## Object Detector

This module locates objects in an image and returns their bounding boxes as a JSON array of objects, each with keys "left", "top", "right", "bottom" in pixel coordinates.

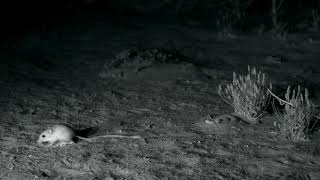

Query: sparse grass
[
  {"left": 271, "top": 86, "right": 316, "bottom": 141},
  {"left": 311, "top": 9, "right": 320, "bottom": 31},
  {"left": 270, "top": 22, "right": 288, "bottom": 40},
  {"left": 218, "top": 66, "right": 272, "bottom": 123},
  {"left": 270, "top": 0, "right": 288, "bottom": 40},
  {"left": 216, "top": 13, "right": 236, "bottom": 39}
]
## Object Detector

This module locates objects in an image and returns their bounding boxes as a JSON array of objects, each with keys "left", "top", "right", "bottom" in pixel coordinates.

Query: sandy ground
[{"left": 0, "top": 16, "right": 320, "bottom": 179}]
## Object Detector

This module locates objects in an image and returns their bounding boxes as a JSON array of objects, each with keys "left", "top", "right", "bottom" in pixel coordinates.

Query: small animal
[
  {"left": 37, "top": 124, "right": 141, "bottom": 147},
  {"left": 203, "top": 114, "right": 250, "bottom": 125},
  {"left": 199, "top": 114, "right": 251, "bottom": 135}
]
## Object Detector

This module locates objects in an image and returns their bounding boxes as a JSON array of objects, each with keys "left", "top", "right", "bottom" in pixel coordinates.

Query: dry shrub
[
  {"left": 218, "top": 66, "right": 272, "bottom": 123},
  {"left": 272, "top": 86, "right": 315, "bottom": 141}
]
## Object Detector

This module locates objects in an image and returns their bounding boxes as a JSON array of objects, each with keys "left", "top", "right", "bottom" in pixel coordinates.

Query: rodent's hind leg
[{"left": 54, "top": 141, "right": 74, "bottom": 147}]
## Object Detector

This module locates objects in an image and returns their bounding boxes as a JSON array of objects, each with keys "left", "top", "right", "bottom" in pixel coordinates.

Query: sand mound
[{"left": 99, "top": 48, "right": 202, "bottom": 81}]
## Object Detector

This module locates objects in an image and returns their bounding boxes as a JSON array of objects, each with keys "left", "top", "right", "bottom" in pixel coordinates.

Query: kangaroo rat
[
  {"left": 37, "top": 124, "right": 141, "bottom": 147},
  {"left": 203, "top": 114, "right": 250, "bottom": 125}
]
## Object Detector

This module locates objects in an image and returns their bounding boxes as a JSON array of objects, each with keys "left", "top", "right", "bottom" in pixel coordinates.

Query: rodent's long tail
[
  {"left": 76, "top": 135, "right": 141, "bottom": 142},
  {"left": 98, "top": 135, "right": 142, "bottom": 139}
]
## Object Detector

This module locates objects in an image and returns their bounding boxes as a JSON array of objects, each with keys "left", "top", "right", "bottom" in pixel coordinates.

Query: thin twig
[
  {"left": 313, "top": 115, "right": 320, "bottom": 119},
  {"left": 272, "top": 99, "right": 282, "bottom": 121},
  {"left": 310, "top": 116, "right": 320, "bottom": 131},
  {"left": 268, "top": 89, "right": 320, "bottom": 119},
  {"left": 267, "top": 89, "right": 295, "bottom": 107}
]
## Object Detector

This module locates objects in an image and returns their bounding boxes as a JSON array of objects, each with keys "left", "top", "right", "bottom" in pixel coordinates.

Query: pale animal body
[
  {"left": 204, "top": 114, "right": 250, "bottom": 124},
  {"left": 37, "top": 124, "right": 141, "bottom": 147}
]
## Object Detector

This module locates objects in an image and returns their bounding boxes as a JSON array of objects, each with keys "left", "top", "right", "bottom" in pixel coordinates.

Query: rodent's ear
[{"left": 47, "top": 127, "right": 53, "bottom": 134}]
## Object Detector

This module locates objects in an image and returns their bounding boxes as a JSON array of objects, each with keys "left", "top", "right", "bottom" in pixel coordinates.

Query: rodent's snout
[
  {"left": 37, "top": 136, "right": 50, "bottom": 146},
  {"left": 37, "top": 136, "right": 43, "bottom": 144},
  {"left": 37, "top": 133, "right": 46, "bottom": 144},
  {"left": 38, "top": 140, "right": 50, "bottom": 146}
]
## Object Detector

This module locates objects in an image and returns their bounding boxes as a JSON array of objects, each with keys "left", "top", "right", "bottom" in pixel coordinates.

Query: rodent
[
  {"left": 37, "top": 124, "right": 141, "bottom": 147},
  {"left": 203, "top": 114, "right": 250, "bottom": 125}
]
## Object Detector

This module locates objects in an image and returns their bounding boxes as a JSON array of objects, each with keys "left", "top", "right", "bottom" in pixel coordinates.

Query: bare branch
[{"left": 267, "top": 89, "right": 294, "bottom": 107}]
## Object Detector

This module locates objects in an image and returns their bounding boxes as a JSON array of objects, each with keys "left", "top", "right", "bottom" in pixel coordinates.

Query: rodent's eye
[{"left": 42, "top": 135, "right": 46, "bottom": 138}]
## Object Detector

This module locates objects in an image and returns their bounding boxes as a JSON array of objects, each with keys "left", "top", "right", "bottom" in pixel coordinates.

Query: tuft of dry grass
[
  {"left": 218, "top": 66, "right": 272, "bottom": 123},
  {"left": 272, "top": 86, "right": 316, "bottom": 141}
]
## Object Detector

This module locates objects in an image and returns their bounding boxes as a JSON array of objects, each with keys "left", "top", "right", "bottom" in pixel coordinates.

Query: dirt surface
[{"left": 0, "top": 17, "right": 320, "bottom": 179}]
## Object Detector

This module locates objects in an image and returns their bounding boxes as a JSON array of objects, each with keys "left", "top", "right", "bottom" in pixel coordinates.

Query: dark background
[{"left": 1, "top": 0, "right": 319, "bottom": 41}]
